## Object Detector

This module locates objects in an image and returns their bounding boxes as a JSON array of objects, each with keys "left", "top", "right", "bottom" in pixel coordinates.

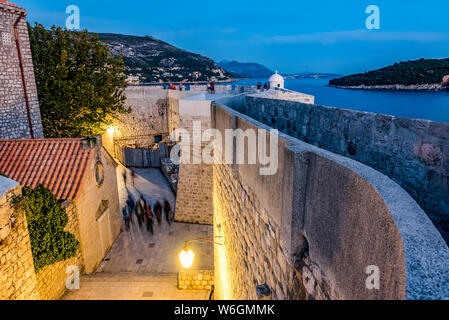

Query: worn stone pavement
[{"left": 63, "top": 167, "right": 214, "bottom": 300}]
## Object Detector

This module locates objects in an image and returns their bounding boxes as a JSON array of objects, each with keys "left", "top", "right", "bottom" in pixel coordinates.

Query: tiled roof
[
  {"left": 0, "top": 0, "right": 23, "bottom": 10},
  {"left": 0, "top": 139, "right": 95, "bottom": 200}
]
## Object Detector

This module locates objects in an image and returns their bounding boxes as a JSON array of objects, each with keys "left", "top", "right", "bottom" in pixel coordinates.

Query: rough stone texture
[
  {"left": 175, "top": 164, "right": 213, "bottom": 225},
  {"left": 1, "top": 177, "right": 86, "bottom": 301},
  {"left": 0, "top": 177, "right": 39, "bottom": 300},
  {"left": 174, "top": 96, "right": 216, "bottom": 225},
  {"left": 213, "top": 163, "right": 306, "bottom": 300},
  {"left": 102, "top": 86, "right": 257, "bottom": 159},
  {"left": 238, "top": 96, "right": 449, "bottom": 245},
  {"left": 168, "top": 90, "right": 199, "bottom": 135},
  {"left": 302, "top": 154, "right": 405, "bottom": 299},
  {"left": 178, "top": 270, "right": 214, "bottom": 291},
  {"left": 211, "top": 99, "right": 449, "bottom": 300},
  {"left": 102, "top": 87, "right": 171, "bottom": 157},
  {"left": 35, "top": 201, "right": 84, "bottom": 300},
  {"left": 0, "top": 5, "right": 43, "bottom": 139}
]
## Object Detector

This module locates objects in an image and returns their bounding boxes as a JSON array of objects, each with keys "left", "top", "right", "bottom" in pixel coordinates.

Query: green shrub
[{"left": 12, "top": 185, "right": 79, "bottom": 272}]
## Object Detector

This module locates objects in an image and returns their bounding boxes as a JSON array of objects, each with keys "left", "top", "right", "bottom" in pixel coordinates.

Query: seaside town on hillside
[{"left": 0, "top": 0, "right": 448, "bottom": 309}]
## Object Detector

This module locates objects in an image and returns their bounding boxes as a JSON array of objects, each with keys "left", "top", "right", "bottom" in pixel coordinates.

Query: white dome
[
  {"left": 268, "top": 71, "right": 284, "bottom": 82},
  {"left": 268, "top": 70, "right": 284, "bottom": 89}
]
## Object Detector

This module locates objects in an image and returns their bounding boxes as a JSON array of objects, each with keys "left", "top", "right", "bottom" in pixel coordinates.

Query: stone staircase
[{"left": 62, "top": 272, "right": 211, "bottom": 300}]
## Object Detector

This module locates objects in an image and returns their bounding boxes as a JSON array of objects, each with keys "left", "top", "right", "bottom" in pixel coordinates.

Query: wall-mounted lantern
[{"left": 179, "top": 237, "right": 222, "bottom": 269}]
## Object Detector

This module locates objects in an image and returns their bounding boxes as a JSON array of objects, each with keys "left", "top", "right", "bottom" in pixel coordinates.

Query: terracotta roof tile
[{"left": 0, "top": 139, "right": 95, "bottom": 200}]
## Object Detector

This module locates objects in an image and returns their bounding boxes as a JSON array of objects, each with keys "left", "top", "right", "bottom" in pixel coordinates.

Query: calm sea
[{"left": 233, "top": 78, "right": 449, "bottom": 124}]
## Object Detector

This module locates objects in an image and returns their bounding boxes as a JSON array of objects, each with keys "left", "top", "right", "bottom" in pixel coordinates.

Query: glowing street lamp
[
  {"left": 178, "top": 238, "right": 222, "bottom": 269},
  {"left": 106, "top": 126, "right": 117, "bottom": 158},
  {"left": 179, "top": 243, "right": 195, "bottom": 269}
]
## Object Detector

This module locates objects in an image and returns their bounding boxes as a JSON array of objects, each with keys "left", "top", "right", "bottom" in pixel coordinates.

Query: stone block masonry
[
  {"left": 213, "top": 164, "right": 306, "bottom": 300},
  {"left": 102, "top": 87, "right": 197, "bottom": 160},
  {"left": 174, "top": 96, "right": 216, "bottom": 225},
  {"left": 0, "top": 176, "right": 84, "bottom": 300},
  {"left": 35, "top": 202, "right": 84, "bottom": 300},
  {"left": 178, "top": 270, "right": 214, "bottom": 291},
  {"left": 241, "top": 96, "right": 449, "bottom": 245},
  {"left": 211, "top": 99, "right": 449, "bottom": 300},
  {"left": 175, "top": 164, "right": 213, "bottom": 224},
  {"left": 0, "top": 4, "right": 43, "bottom": 139},
  {"left": 0, "top": 177, "right": 39, "bottom": 300},
  {"left": 102, "top": 86, "right": 171, "bottom": 157}
]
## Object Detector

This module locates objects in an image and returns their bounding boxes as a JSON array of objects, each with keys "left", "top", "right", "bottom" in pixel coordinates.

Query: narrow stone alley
[{"left": 63, "top": 167, "right": 214, "bottom": 300}]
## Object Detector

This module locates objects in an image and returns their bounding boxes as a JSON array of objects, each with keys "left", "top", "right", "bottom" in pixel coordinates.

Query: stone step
[
  {"left": 63, "top": 272, "right": 211, "bottom": 300},
  {"left": 81, "top": 272, "right": 178, "bottom": 282}
]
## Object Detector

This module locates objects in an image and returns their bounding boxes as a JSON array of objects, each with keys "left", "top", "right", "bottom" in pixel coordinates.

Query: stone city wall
[
  {"left": 102, "top": 86, "right": 257, "bottom": 159},
  {"left": 0, "top": 176, "right": 85, "bottom": 300},
  {"left": 211, "top": 98, "right": 449, "bottom": 300},
  {"left": 239, "top": 96, "right": 449, "bottom": 245},
  {"left": 174, "top": 97, "right": 214, "bottom": 225},
  {"left": 102, "top": 86, "right": 171, "bottom": 157},
  {"left": 35, "top": 201, "right": 84, "bottom": 300},
  {"left": 0, "top": 5, "right": 43, "bottom": 139},
  {"left": 0, "top": 177, "right": 38, "bottom": 300},
  {"left": 178, "top": 270, "right": 214, "bottom": 291}
]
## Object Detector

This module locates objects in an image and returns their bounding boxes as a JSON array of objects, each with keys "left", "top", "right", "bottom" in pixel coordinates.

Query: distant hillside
[
  {"left": 329, "top": 58, "right": 449, "bottom": 87},
  {"left": 98, "top": 33, "right": 233, "bottom": 83},
  {"left": 217, "top": 60, "right": 274, "bottom": 78}
]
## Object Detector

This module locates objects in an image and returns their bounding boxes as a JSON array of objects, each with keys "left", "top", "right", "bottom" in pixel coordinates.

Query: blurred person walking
[
  {"left": 122, "top": 206, "right": 130, "bottom": 230},
  {"left": 145, "top": 199, "right": 154, "bottom": 235},
  {"left": 154, "top": 200, "right": 163, "bottom": 226},
  {"left": 164, "top": 199, "right": 173, "bottom": 225}
]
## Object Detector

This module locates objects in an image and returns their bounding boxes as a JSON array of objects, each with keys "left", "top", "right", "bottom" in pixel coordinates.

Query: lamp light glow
[
  {"left": 107, "top": 127, "right": 115, "bottom": 135},
  {"left": 179, "top": 244, "right": 195, "bottom": 269}
]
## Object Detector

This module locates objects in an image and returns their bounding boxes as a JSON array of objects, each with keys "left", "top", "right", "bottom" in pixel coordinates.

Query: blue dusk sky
[{"left": 15, "top": 0, "right": 449, "bottom": 75}]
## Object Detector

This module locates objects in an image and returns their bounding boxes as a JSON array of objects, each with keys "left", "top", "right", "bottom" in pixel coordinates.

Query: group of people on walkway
[
  {"left": 257, "top": 82, "right": 269, "bottom": 90},
  {"left": 167, "top": 82, "right": 192, "bottom": 91},
  {"left": 122, "top": 194, "right": 174, "bottom": 234}
]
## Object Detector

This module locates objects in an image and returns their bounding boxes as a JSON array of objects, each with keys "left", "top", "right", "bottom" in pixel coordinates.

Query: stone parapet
[
  {"left": 237, "top": 95, "right": 449, "bottom": 246},
  {"left": 211, "top": 97, "right": 449, "bottom": 300}
]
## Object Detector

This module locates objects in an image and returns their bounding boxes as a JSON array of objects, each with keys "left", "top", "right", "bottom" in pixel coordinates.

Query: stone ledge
[{"left": 178, "top": 270, "right": 214, "bottom": 291}]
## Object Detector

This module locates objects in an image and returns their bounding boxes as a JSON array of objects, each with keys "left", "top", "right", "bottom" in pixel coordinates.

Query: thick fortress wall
[
  {"left": 238, "top": 94, "right": 449, "bottom": 245},
  {"left": 211, "top": 96, "right": 449, "bottom": 300}
]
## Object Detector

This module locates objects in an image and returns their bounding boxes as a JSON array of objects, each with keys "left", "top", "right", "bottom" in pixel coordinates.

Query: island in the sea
[{"left": 329, "top": 58, "right": 449, "bottom": 90}]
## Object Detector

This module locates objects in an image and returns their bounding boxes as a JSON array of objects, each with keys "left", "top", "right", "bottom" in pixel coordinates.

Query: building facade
[{"left": 0, "top": 137, "right": 122, "bottom": 276}]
